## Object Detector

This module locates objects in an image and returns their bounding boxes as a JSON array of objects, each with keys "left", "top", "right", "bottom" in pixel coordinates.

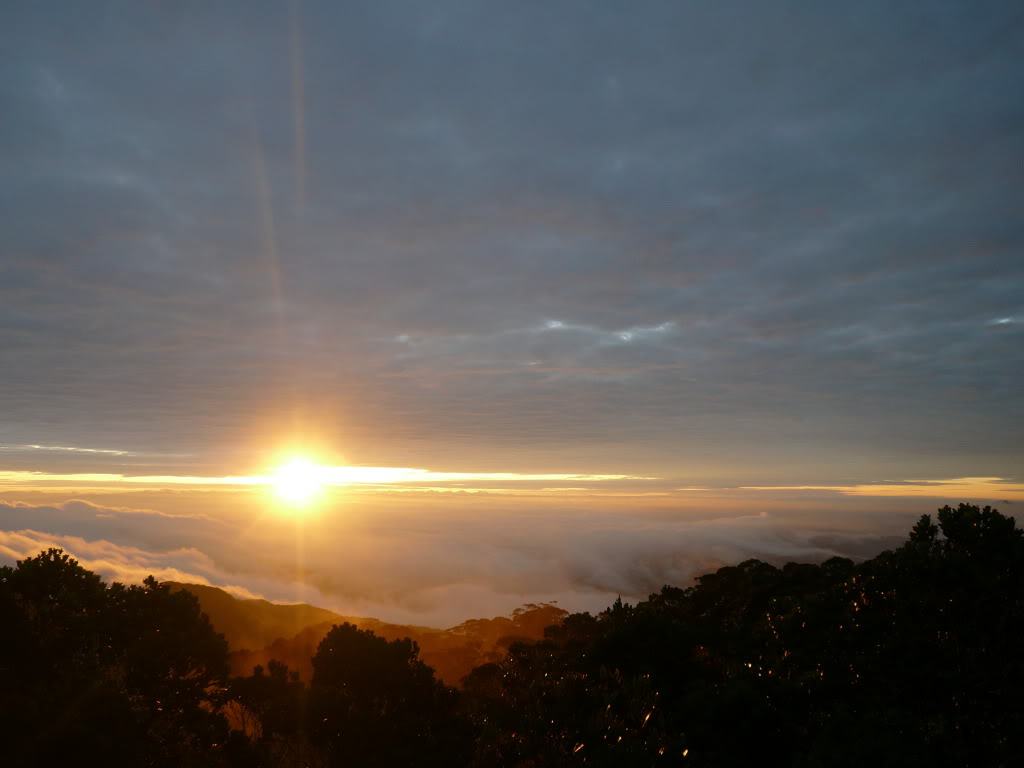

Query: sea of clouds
[{"left": 0, "top": 496, "right": 908, "bottom": 626}]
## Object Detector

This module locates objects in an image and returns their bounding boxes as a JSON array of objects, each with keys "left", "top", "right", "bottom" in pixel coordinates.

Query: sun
[{"left": 271, "top": 458, "right": 327, "bottom": 504}]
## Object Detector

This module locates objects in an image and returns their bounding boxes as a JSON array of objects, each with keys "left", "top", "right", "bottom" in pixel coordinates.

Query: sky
[{"left": 1, "top": 1, "right": 1022, "bottom": 626}]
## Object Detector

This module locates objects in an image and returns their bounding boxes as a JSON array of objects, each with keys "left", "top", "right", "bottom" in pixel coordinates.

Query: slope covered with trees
[
  {"left": 463, "top": 503, "right": 1024, "bottom": 766},
  {"left": 163, "top": 581, "right": 345, "bottom": 651},
  {"left": 1, "top": 503, "right": 1021, "bottom": 767},
  {"left": 169, "top": 581, "right": 566, "bottom": 686}
]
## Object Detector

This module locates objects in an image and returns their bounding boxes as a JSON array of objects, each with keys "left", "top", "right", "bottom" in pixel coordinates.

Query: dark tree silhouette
[
  {"left": 108, "top": 576, "right": 231, "bottom": 764},
  {"left": 464, "top": 504, "right": 1024, "bottom": 767},
  {"left": 0, "top": 549, "right": 231, "bottom": 766},
  {"left": 226, "top": 659, "right": 316, "bottom": 767},
  {"left": 310, "top": 622, "right": 474, "bottom": 767},
  {"left": 0, "top": 549, "right": 140, "bottom": 763}
]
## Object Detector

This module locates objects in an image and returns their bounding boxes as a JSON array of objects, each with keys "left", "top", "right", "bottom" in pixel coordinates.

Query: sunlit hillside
[{"left": 168, "top": 581, "right": 566, "bottom": 685}]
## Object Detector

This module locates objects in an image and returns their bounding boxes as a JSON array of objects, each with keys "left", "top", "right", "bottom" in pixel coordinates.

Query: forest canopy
[{"left": 1, "top": 503, "right": 1021, "bottom": 767}]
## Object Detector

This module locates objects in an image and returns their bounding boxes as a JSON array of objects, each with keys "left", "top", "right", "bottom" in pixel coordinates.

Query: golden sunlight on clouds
[
  {"left": 0, "top": 466, "right": 647, "bottom": 492},
  {"left": 740, "top": 477, "right": 1024, "bottom": 501},
  {"left": 4, "top": 464, "right": 1019, "bottom": 504},
  {"left": 0, "top": 471, "right": 263, "bottom": 487}
]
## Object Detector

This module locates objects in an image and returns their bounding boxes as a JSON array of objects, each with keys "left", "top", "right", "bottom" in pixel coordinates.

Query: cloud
[
  {"left": 0, "top": 466, "right": 650, "bottom": 491},
  {"left": 0, "top": 499, "right": 228, "bottom": 555},
  {"left": 741, "top": 477, "right": 1024, "bottom": 501},
  {"left": 1, "top": 497, "right": 911, "bottom": 626},
  {"left": 0, "top": 0, "right": 1019, "bottom": 480},
  {"left": 0, "top": 528, "right": 265, "bottom": 601},
  {"left": 0, "top": 443, "right": 136, "bottom": 456}
]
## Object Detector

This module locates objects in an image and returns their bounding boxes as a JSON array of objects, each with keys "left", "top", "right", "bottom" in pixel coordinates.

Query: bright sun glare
[{"left": 271, "top": 458, "right": 327, "bottom": 504}]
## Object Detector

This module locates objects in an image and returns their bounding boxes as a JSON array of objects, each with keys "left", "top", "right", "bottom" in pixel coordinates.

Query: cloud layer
[
  {"left": 1, "top": 497, "right": 912, "bottom": 625},
  {"left": 0, "top": 0, "right": 1021, "bottom": 482}
]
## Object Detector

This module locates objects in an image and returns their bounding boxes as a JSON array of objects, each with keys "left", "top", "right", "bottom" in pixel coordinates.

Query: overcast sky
[{"left": 1, "top": 1, "right": 1022, "bottom": 621}]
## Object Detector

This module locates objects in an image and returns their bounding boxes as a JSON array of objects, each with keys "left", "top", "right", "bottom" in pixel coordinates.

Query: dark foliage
[
  {"left": 0, "top": 549, "right": 230, "bottom": 766},
  {"left": 463, "top": 504, "right": 1024, "bottom": 767},
  {"left": 310, "top": 622, "right": 474, "bottom": 766}
]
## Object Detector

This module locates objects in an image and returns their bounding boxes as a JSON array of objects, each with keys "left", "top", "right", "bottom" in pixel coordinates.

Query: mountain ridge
[{"left": 167, "top": 581, "right": 566, "bottom": 685}]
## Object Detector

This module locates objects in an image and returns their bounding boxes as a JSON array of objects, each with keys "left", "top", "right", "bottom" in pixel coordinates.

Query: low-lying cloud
[{"left": 0, "top": 497, "right": 908, "bottom": 626}]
